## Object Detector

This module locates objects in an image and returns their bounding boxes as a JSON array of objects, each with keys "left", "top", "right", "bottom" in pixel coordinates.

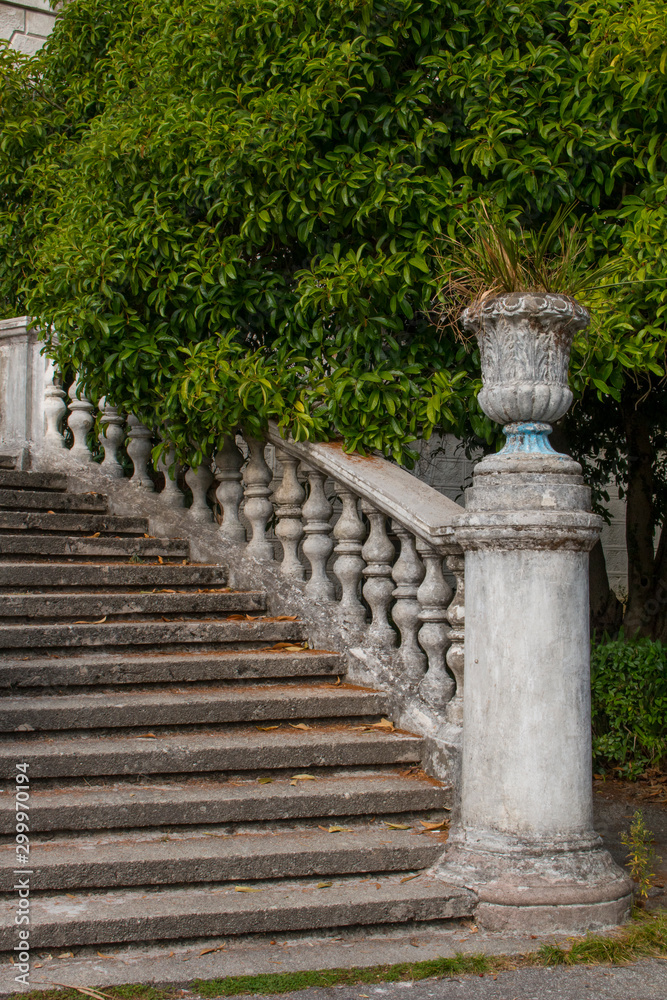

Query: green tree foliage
[
  {"left": 591, "top": 635, "right": 667, "bottom": 777},
  {"left": 1, "top": 1, "right": 667, "bottom": 623}
]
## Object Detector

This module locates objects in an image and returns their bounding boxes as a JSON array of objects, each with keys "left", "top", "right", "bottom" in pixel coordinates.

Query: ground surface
[{"left": 227, "top": 959, "right": 667, "bottom": 999}]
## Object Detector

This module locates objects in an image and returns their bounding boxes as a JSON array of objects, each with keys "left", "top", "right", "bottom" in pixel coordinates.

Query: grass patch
[{"left": 10, "top": 910, "right": 666, "bottom": 1000}]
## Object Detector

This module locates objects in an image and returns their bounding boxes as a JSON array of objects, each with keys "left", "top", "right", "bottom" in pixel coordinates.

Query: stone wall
[{"left": 0, "top": 1, "right": 57, "bottom": 55}]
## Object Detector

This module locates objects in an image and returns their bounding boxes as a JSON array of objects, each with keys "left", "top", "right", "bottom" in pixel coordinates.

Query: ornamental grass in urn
[{"left": 434, "top": 204, "right": 620, "bottom": 454}]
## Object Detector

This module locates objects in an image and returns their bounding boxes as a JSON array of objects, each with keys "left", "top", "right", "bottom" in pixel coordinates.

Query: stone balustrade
[{"left": 32, "top": 372, "right": 466, "bottom": 718}]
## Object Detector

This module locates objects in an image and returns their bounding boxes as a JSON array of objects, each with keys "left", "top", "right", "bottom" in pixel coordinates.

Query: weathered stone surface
[
  {"left": 0, "top": 873, "right": 474, "bottom": 948},
  {"left": 0, "top": 649, "right": 341, "bottom": 687},
  {"left": 0, "top": 562, "right": 227, "bottom": 590},
  {"left": 0, "top": 589, "right": 265, "bottom": 620},
  {"left": 0, "top": 617, "right": 307, "bottom": 650},
  {"left": 0, "top": 534, "right": 188, "bottom": 559},
  {"left": 434, "top": 291, "right": 631, "bottom": 934},
  {"left": 2, "top": 727, "right": 423, "bottom": 777},
  {"left": 0, "top": 772, "right": 447, "bottom": 834},
  {"left": 0, "top": 469, "right": 66, "bottom": 491},
  {"left": 0, "top": 511, "right": 148, "bottom": 534},
  {"left": 0, "top": 827, "right": 441, "bottom": 891},
  {"left": 0, "top": 682, "right": 388, "bottom": 731},
  {"left": 0, "top": 488, "right": 107, "bottom": 512}
]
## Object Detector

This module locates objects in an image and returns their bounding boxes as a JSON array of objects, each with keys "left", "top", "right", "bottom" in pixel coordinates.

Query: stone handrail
[
  {"left": 9, "top": 355, "right": 466, "bottom": 728},
  {"left": 265, "top": 422, "right": 462, "bottom": 551}
]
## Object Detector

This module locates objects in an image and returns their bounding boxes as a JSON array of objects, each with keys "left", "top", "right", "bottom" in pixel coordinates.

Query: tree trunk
[
  {"left": 622, "top": 396, "right": 658, "bottom": 635},
  {"left": 643, "top": 523, "right": 667, "bottom": 640},
  {"left": 589, "top": 539, "right": 623, "bottom": 638}
]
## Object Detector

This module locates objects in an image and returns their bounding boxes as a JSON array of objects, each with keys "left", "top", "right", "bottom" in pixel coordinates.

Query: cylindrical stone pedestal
[
  {"left": 435, "top": 500, "right": 633, "bottom": 932},
  {"left": 433, "top": 293, "right": 633, "bottom": 931}
]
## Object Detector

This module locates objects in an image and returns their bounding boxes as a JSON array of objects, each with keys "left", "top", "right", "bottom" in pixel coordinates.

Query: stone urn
[
  {"left": 435, "top": 288, "right": 634, "bottom": 934},
  {"left": 461, "top": 292, "right": 589, "bottom": 456}
]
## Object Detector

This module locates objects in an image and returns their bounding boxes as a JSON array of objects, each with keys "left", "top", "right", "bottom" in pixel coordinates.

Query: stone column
[{"left": 436, "top": 293, "right": 632, "bottom": 933}]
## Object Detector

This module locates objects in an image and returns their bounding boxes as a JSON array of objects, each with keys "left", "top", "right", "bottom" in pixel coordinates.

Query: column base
[{"left": 434, "top": 831, "right": 633, "bottom": 933}]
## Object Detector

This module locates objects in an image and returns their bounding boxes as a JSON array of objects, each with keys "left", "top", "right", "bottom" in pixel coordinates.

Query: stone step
[
  {"left": 0, "top": 772, "right": 446, "bottom": 834},
  {"left": 0, "top": 489, "right": 107, "bottom": 513},
  {"left": 0, "top": 470, "right": 67, "bottom": 491},
  {"left": 0, "top": 590, "right": 265, "bottom": 621},
  {"left": 1, "top": 726, "right": 423, "bottom": 778},
  {"left": 0, "top": 617, "right": 307, "bottom": 650},
  {"left": 0, "top": 562, "right": 227, "bottom": 591},
  {"left": 0, "top": 534, "right": 188, "bottom": 561},
  {"left": 0, "top": 511, "right": 148, "bottom": 535},
  {"left": 0, "top": 827, "right": 442, "bottom": 892},
  {"left": 0, "top": 682, "right": 386, "bottom": 731},
  {"left": 0, "top": 650, "right": 341, "bottom": 688},
  {"left": 0, "top": 873, "right": 475, "bottom": 949}
]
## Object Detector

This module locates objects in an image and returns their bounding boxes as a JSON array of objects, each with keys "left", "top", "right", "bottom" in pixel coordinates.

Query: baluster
[
  {"left": 185, "top": 462, "right": 213, "bottom": 521},
  {"left": 302, "top": 468, "right": 334, "bottom": 601},
  {"left": 67, "top": 379, "right": 95, "bottom": 463},
  {"left": 126, "top": 415, "right": 155, "bottom": 490},
  {"left": 158, "top": 441, "right": 184, "bottom": 508},
  {"left": 243, "top": 437, "right": 274, "bottom": 561},
  {"left": 214, "top": 435, "right": 246, "bottom": 542},
  {"left": 391, "top": 523, "right": 426, "bottom": 685},
  {"left": 43, "top": 362, "right": 66, "bottom": 450},
  {"left": 416, "top": 540, "right": 454, "bottom": 709},
  {"left": 361, "top": 501, "right": 396, "bottom": 648},
  {"left": 98, "top": 397, "right": 125, "bottom": 478},
  {"left": 444, "top": 551, "right": 465, "bottom": 725},
  {"left": 333, "top": 486, "right": 366, "bottom": 623},
  {"left": 273, "top": 448, "right": 305, "bottom": 579}
]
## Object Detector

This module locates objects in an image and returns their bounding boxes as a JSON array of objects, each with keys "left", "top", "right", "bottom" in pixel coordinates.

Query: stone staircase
[{"left": 0, "top": 464, "right": 473, "bottom": 956}]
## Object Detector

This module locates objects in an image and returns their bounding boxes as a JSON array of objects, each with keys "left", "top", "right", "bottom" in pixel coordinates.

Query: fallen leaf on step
[
  {"left": 257, "top": 777, "right": 274, "bottom": 784},
  {"left": 371, "top": 718, "right": 395, "bottom": 731},
  {"left": 274, "top": 615, "right": 298, "bottom": 621},
  {"left": 158, "top": 556, "right": 164, "bottom": 564},
  {"left": 160, "top": 589, "right": 175, "bottom": 593},
  {"left": 335, "top": 676, "right": 341, "bottom": 685},
  {"left": 400, "top": 874, "right": 421, "bottom": 883},
  {"left": 74, "top": 616, "right": 107, "bottom": 625},
  {"left": 419, "top": 820, "right": 449, "bottom": 831},
  {"left": 291, "top": 774, "right": 316, "bottom": 781},
  {"left": 66, "top": 894, "right": 76, "bottom": 899},
  {"left": 235, "top": 886, "right": 262, "bottom": 892},
  {"left": 96, "top": 952, "right": 113, "bottom": 958},
  {"left": 256, "top": 725, "right": 280, "bottom": 731},
  {"left": 47, "top": 510, "right": 55, "bottom": 514},
  {"left": 58, "top": 952, "right": 74, "bottom": 959},
  {"left": 409, "top": 939, "right": 420, "bottom": 948},
  {"left": 200, "top": 946, "right": 226, "bottom": 956},
  {"left": 136, "top": 733, "right": 157, "bottom": 739},
  {"left": 86, "top": 532, "right": 101, "bottom": 539},
  {"left": 385, "top": 823, "right": 411, "bottom": 830},
  {"left": 289, "top": 723, "right": 311, "bottom": 730},
  {"left": 316, "top": 882, "right": 332, "bottom": 889},
  {"left": 319, "top": 825, "right": 351, "bottom": 833}
]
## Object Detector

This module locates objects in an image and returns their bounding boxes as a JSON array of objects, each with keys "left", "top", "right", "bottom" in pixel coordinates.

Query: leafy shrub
[
  {"left": 591, "top": 634, "right": 667, "bottom": 778},
  {"left": 2, "top": 1, "right": 667, "bottom": 468}
]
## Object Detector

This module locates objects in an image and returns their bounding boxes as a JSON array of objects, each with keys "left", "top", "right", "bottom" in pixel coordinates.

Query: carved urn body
[{"left": 462, "top": 292, "right": 589, "bottom": 455}]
